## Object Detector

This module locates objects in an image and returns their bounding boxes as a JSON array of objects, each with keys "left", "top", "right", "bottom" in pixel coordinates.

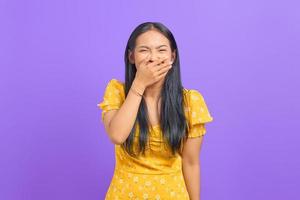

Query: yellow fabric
[{"left": 97, "top": 78, "right": 213, "bottom": 199}]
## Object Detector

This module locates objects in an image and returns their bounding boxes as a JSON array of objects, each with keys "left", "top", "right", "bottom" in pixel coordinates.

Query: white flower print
[
  {"left": 145, "top": 181, "right": 151, "bottom": 187},
  {"left": 128, "top": 192, "right": 134, "bottom": 198},
  {"left": 143, "top": 193, "right": 149, "bottom": 199},
  {"left": 159, "top": 178, "right": 166, "bottom": 185},
  {"left": 155, "top": 194, "right": 161, "bottom": 200},
  {"left": 133, "top": 176, "right": 139, "bottom": 183}
]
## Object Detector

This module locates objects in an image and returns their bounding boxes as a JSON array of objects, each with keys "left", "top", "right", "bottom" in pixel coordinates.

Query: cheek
[{"left": 134, "top": 53, "right": 149, "bottom": 66}]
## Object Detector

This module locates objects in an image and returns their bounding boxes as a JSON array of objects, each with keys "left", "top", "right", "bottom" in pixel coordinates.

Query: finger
[
  {"left": 157, "top": 64, "right": 172, "bottom": 75},
  {"left": 156, "top": 61, "right": 173, "bottom": 71},
  {"left": 156, "top": 70, "right": 169, "bottom": 80},
  {"left": 147, "top": 58, "right": 163, "bottom": 67},
  {"left": 159, "top": 57, "right": 170, "bottom": 64},
  {"left": 161, "top": 58, "right": 169, "bottom": 64},
  {"left": 159, "top": 57, "right": 169, "bottom": 65},
  {"left": 150, "top": 57, "right": 169, "bottom": 68}
]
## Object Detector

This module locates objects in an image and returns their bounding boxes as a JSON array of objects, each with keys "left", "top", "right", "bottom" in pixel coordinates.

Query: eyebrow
[{"left": 137, "top": 45, "right": 168, "bottom": 49}]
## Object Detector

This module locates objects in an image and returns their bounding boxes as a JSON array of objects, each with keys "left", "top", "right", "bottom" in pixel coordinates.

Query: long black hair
[{"left": 121, "top": 22, "right": 189, "bottom": 157}]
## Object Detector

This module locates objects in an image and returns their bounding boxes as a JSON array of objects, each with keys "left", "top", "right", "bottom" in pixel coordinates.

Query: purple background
[{"left": 1, "top": 0, "right": 299, "bottom": 199}]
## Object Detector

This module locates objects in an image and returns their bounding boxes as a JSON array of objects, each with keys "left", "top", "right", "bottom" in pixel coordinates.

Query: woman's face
[{"left": 129, "top": 29, "right": 176, "bottom": 69}]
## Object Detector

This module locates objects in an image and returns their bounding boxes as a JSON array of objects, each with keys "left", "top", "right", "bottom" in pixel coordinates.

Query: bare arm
[
  {"left": 103, "top": 79, "right": 145, "bottom": 144},
  {"left": 102, "top": 56, "right": 172, "bottom": 145},
  {"left": 182, "top": 135, "right": 204, "bottom": 200}
]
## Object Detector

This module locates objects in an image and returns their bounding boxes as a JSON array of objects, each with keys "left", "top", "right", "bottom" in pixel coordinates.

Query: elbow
[
  {"left": 182, "top": 157, "right": 200, "bottom": 166},
  {"left": 108, "top": 131, "right": 127, "bottom": 145},
  {"left": 109, "top": 137, "right": 125, "bottom": 145},
  {"left": 105, "top": 121, "right": 129, "bottom": 145},
  {"left": 105, "top": 124, "right": 126, "bottom": 145}
]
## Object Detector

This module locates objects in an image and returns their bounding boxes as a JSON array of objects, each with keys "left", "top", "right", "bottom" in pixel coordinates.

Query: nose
[{"left": 148, "top": 52, "right": 161, "bottom": 63}]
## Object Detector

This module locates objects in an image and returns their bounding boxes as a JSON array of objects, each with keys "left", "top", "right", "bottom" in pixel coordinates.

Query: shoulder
[
  {"left": 98, "top": 79, "right": 125, "bottom": 121},
  {"left": 104, "top": 78, "right": 125, "bottom": 94},
  {"left": 106, "top": 78, "right": 125, "bottom": 89},
  {"left": 188, "top": 89, "right": 205, "bottom": 102},
  {"left": 101, "top": 78, "right": 126, "bottom": 103},
  {"left": 183, "top": 87, "right": 213, "bottom": 126},
  {"left": 98, "top": 78, "right": 125, "bottom": 107},
  {"left": 182, "top": 88, "right": 204, "bottom": 106}
]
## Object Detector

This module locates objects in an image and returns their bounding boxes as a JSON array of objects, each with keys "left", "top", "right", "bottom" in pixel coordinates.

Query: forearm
[
  {"left": 182, "top": 161, "right": 201, "bottom": 200},
  {"left": 108, "top": 78, "right": 145, "bottom": 143}
]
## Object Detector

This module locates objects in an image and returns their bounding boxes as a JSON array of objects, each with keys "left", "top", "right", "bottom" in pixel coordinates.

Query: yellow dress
[{"left": 97, "top": 78, "right": 213, "bottom": 200}]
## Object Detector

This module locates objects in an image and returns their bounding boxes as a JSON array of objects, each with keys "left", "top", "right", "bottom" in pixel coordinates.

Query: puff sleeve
[
  {"left": 97, "top": 79, "right": 125, "bottom": 122},
  {"left": 187, "top": 89, "right": 213, "bottom": 138}
]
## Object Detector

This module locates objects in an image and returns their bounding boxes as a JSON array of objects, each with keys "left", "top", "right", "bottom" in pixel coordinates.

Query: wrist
[{"left": 132, "top": 79, "right": 146, "bottom": 94}]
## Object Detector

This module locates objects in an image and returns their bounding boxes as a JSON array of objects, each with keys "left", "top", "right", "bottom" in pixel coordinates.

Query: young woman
[{"left": 98, "top": 22, "right": 213, "bottom": 200}]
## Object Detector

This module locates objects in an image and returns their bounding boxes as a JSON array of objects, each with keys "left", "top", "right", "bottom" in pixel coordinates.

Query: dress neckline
[{"left": 151, "top": 124, "right": 161, "bottom": 130}]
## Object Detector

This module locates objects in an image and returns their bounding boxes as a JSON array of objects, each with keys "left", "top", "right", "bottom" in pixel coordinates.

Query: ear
[
  {"left": 171, "top": 50, "right": 176, "bottom": 63},
  {"left": 128, "top": 50, "right": 135, "bottom": 64}
]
